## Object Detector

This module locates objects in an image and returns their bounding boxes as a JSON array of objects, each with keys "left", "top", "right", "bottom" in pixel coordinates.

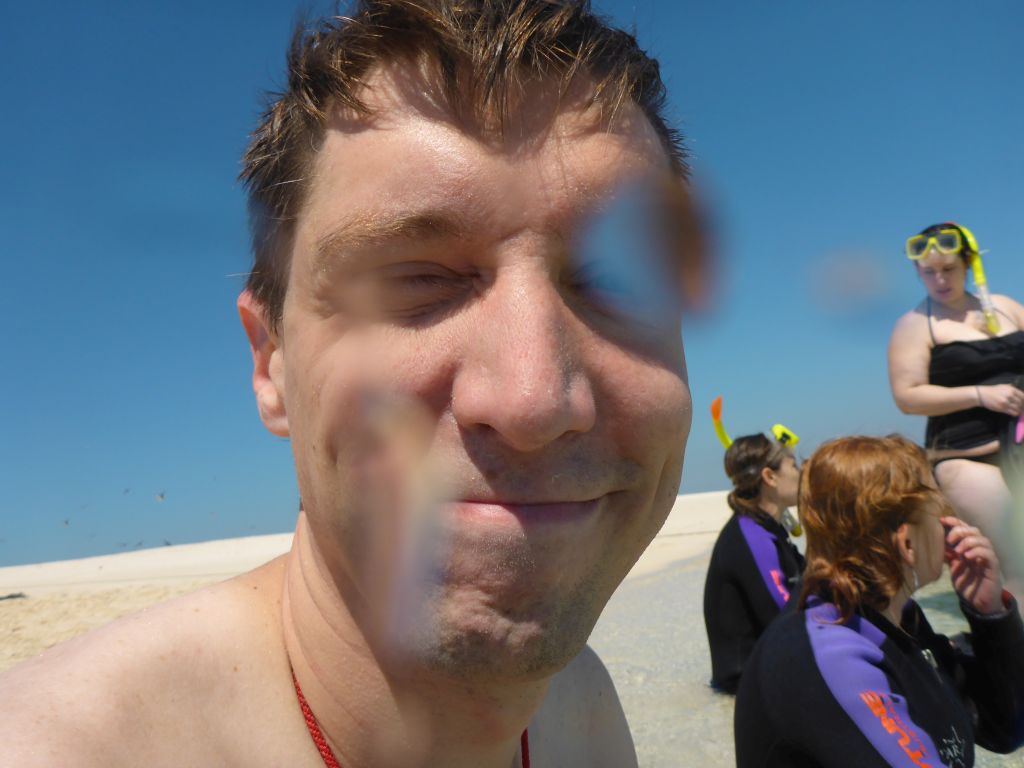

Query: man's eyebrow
[{"left": 311, "top": 211, "right": 468, "bottom": 275}]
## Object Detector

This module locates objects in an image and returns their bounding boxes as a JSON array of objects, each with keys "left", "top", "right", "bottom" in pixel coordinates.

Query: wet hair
[
  {"left": 240, "top": 0, "right": 687, "bottom": 332},
  {"left": 724, "top": 434, "right": 788, "bottom": 520},
  {"left": 797, "top": 435, "right": 952, "bottom": 623}
]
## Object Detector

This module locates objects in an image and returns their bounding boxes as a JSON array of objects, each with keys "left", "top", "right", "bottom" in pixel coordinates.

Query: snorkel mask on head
[
  {"left": 711, "top": 396, "right": 802, "bottom": 536},
  {"left": 906, "top": 222, "right": 999, "bottom": 336}
]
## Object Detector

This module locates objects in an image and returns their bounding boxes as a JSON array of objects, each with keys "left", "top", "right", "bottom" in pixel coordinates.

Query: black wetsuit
[
  {"left": 735, "top": 594, "right": 1024, "bottom": 767},
  {"left": 703, "top": 512, "right": 804, "bottom": 693}
]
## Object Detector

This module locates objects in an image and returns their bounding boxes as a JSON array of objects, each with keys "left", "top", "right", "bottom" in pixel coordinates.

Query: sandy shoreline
[
  {"left": 0, "top": 492, "right": 730, "bottom": 672},
  {"left": 3, "top": 491, "right": 1023, "bottom": 766}
]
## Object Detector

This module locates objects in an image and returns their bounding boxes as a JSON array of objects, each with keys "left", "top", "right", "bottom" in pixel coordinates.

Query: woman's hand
[
  {"left": 941, "top": 516, "right": 1005, "bottom": 615},
  {"left": 977, "top": 384, "right": 1024, "bottom": 416}
]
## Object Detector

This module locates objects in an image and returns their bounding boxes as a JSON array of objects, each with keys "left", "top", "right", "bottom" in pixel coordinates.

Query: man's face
[{"left": 253, "top": 69, "right": 692, "bottom": 679}]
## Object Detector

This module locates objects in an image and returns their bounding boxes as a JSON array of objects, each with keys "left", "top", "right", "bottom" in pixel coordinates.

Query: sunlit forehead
[
  {"left": 292, "top": 93, "right": 706, "bottom": 329},
  {"left": 916, "top": 249, "right": 962, "bottom": 270}
]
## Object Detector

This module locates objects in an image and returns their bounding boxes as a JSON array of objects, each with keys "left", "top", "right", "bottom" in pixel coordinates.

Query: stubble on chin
[{"left": 387, "top": 565, "right": 606, "bottom": 683}]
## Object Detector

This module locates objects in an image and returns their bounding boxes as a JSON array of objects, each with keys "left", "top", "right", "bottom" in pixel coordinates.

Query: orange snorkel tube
[{"left": 711, "top": 396, "right": 733, "bottom": 450}]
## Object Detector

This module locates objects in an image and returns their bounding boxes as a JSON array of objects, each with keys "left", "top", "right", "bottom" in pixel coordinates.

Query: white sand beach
[
  {"left": 0, "top": 492, "right": 729, "bottom": 598},
  {"left": 0, "top": 492, "right": 729, "bottom": 672},
  {"left": 2, "top": 492, "right": 1022, "bottom": 767}
]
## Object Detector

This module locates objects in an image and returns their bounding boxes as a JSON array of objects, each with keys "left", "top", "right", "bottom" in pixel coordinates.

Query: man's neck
[{"left": 281, "top": 513, "right": 546, "bottom": 768}]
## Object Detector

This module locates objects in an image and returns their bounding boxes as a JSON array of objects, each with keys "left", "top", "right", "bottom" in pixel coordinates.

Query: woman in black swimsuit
[{"left": 888, "top": 222, "right": 1024, "bottom": 599}]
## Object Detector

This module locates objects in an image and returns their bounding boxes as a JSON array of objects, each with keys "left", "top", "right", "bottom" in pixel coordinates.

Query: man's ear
[
  {"left": 238, "top": 290, "right": 289, "bottom": 437},
  {"left": 894, "top": 522, "right": 916, "bottom": 568}
]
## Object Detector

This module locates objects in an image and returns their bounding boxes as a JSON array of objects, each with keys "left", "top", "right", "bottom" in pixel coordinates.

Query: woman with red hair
[{"left": 735, "top": 435, "right": 1024, "bottom": 767}]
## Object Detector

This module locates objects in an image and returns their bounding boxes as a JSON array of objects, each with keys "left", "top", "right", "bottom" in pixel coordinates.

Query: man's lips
[{"left": 445, "top": 498, "right": 603, "bottom": 527}]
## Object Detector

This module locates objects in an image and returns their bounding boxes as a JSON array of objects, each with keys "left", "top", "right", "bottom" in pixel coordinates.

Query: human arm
[
  {"left": 735, "top": 516, "right": 796, "bottom": 619},
  {"left": 735, "top": 608, "right": 932, "bottom": 768},
  {"left": 954, "top": 595, "right": 1024, "bottom": 753},
  {"left": 942, "top": 517, "right": 1004, "bottom": 615},
  {"left": 888, "top": 311, "right": 985, "bottom": 416},
  {"left": 974, "top": 295, "right": 1024, "bottom": 415},
  {"left": 940, "top": 518, "right": 1024, "bottom": 753}
]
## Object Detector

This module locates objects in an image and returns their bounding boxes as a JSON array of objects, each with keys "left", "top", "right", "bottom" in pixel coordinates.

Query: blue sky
[{"left": 2, "top": 1, "right": 1022, "bottom": 566}]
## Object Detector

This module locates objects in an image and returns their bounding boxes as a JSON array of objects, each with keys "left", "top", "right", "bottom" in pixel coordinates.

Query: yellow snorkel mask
[
  {"left": 906, "top": 222, "right": 999, "bottom": 335},
  {"left": 711, "top": 397, "right": 802, "bottom": 535},
  {"left": 771, "top": 424, "right": 799, "bottom": 449}
]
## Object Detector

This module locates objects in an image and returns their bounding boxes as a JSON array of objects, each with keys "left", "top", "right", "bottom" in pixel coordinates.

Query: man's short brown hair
[{"left": 240, "top": 0, "right": 687, "bottom": 331}]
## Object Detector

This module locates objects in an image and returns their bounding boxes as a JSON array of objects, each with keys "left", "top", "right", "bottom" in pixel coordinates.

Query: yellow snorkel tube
[
  {"left": 711, "top": 397, "right": 802, "bottom": 536},
  {"left": 957, "top": 224, "right": 1000, "bottom": 336}
]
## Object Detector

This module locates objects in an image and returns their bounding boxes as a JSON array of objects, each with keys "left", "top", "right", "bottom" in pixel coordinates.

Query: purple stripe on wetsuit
[
  {"left": 806, "top": 601, "right": 945, "bottom": 767},
  {"left": 737, "top": 516, "right": 790, "bottom": 609}
]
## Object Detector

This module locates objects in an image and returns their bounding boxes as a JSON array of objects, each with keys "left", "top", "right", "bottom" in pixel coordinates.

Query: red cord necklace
[{"left": 292, "top": 672, "right": 531, "bottom": 768}]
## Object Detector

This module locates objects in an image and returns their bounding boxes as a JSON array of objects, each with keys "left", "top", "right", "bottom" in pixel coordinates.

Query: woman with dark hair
[
  {"left": 735, "top": 435, "right": 1024, "bottom": 767},
  {"left": 703, "top": 429, "right": 803, "bottom": 693},
  {"left": 888, "top": 222, "right": 1024, "bottom": 594}
]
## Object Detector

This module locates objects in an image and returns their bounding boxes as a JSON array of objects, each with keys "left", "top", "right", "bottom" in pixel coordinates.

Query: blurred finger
[
  {"left": 940, "top": 516, "right": 965, "bottom": 537},
  {"left": 947, "top": 527, "right": 971, "bottom": 549},
  {"left": 949, "top": 557, "right": 971, "bottom": 580},
  {"left": 960, "top": 545, "right": 996, "bottom": 565},
  {"left": 953, "top": 532, "right": 987, "bottom": 554},
  {"left": 951, "top": 529, "right": 975, "bottom": 549}
]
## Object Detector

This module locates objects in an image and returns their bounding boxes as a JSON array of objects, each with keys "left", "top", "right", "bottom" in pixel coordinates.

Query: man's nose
[{"left": 451, "top": 267, "right": 597, "bottom": 452}]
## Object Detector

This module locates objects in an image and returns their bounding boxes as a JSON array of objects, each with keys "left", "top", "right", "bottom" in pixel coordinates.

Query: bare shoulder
[
  {"left": 991, "top": 294, "right": 1024, "bottom": 327},
  {"left": 888, "top": 304, "right": 932, "bottom": 390},
  {"left": 0, "top": 558, "right": 294, "bottom": 767},
  {"left": 530, "top": 644, "right": 637, "bottom": 767},
  {"left": 890, "top": 303, "right": 930, "bottom": 343}
]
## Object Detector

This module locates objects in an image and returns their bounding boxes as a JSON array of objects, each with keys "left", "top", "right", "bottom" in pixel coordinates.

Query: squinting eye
[
  {"left": 369, "top": 264, "right": 475, "bottom": 322},
  {"left": 392, "top": 274, "right": 451, "bottom": 289}
]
